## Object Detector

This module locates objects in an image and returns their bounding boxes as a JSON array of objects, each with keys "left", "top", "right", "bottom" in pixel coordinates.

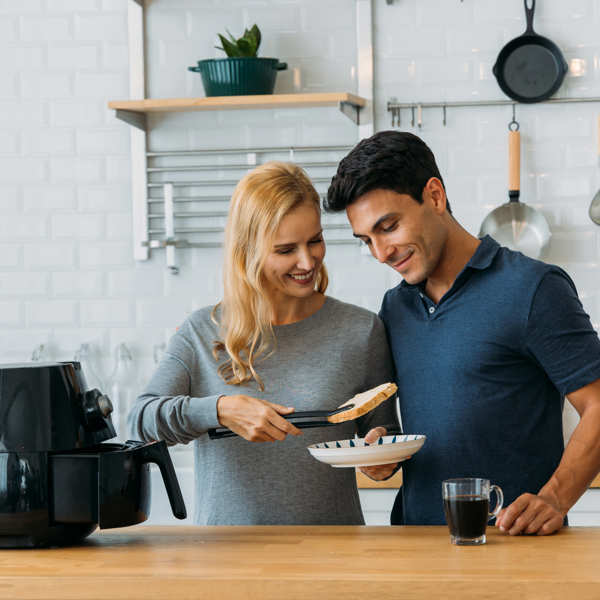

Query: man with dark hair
[{"left": 326, "top": 130, "right": 600, "bottom": 534}]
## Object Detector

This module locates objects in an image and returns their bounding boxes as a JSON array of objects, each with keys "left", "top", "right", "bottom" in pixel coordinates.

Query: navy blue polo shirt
[{"left": 380, "top": 235, "right": 600, "bottom": 525}]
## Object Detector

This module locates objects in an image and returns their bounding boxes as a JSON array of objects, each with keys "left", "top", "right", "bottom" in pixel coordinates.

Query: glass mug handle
[{"left": 488, "top": 484, "right": 504, "bottom": 521}]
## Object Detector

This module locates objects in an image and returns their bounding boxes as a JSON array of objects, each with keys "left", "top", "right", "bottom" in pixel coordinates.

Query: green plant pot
[{"left": 188, "top": 57, "right": 288, "bottom": 96}]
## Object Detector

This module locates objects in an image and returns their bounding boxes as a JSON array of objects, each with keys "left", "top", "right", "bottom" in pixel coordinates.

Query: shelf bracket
[
  {"left": 116, "top": 109, "right": 146, "bottom": 131},
  {"left": 339, "top": 101, "right": 360, "bottom": 125}
]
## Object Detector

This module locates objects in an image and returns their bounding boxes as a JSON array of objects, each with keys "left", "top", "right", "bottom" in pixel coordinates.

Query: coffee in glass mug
[{"left": 442, "top": 478, "right": 503, "bottom": 545}]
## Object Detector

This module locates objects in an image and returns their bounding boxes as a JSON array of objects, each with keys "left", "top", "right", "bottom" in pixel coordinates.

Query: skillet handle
[
  {"left": 508, "top": 129, "right": 520, "bottom": 201},
  {"left": 524, "top": 0, "right": 535, "bottom": 34}
]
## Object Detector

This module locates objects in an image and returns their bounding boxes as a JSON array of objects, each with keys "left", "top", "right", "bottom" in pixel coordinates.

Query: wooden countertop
[{"left": 2, "top": 525, "right": 600, "bottom": 599}]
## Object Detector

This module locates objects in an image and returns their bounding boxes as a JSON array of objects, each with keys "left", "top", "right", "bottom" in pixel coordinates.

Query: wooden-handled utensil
[
  {"left": 208, "top": 382, "right": 398, "bottom": 440},
  {"left": 479, "top": 120, "right": 551, "bottom": 258}
]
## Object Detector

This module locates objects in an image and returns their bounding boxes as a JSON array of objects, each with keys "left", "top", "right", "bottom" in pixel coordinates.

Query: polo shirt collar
[
  {"left": 466, "top": 235, "right": 500, "bottom": 270},
  {"left": 400, "top": 235, "right": 500, "bottom": 292}
]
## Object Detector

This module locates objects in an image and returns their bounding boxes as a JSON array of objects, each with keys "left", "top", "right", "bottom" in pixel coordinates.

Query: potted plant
[{"left": 188, "top": 24, "right": 287, "bottom": 97}]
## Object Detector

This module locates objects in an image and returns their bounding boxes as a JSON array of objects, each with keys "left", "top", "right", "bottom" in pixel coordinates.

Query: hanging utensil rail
[{"left": 387, "top": 96, "right": 600, "bottom": 128}]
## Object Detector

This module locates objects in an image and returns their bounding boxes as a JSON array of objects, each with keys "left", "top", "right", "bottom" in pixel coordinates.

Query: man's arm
[{"left": 496, "top": 378, "right": 600, "bottom": 535}]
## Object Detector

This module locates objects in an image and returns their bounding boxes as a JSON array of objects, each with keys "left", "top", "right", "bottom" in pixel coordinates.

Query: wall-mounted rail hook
[
  {"left": 442, "top": 105, "right": 447, "bottom": 126},
  {"left": 411, "top": 106, "right": 415, "bottom": 128},
  {"left": 417, "top": 104, "right": 423, "bottom": 129},
  {"left": 509, "top": 104, "right": 519, "bottom": 131},
  {"left": 389, "top": 97, "right": 400, "bottom": 127}
]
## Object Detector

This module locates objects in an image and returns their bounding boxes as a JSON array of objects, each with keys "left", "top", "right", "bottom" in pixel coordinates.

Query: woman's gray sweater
[{"left": 128, "top": 296, "right": 398, "bottom": 525}]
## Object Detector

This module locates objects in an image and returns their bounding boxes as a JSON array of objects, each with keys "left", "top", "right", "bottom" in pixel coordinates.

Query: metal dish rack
[{"left": 144, "top": 145, "right": 361, "bottom": 273}]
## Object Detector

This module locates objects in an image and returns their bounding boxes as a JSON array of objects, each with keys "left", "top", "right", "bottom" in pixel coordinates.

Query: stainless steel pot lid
[{"left": 480, "top": 202, "right": 551, "bottom": 257}]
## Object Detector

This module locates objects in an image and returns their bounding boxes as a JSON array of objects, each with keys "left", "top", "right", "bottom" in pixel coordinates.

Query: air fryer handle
[{"left": 135, "top": 440, "right": 187, "bottom": 520}]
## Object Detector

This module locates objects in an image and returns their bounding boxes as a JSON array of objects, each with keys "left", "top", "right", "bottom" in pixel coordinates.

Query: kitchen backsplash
[{"left": 1, "top": 0, "right": 599, "bottom": 446}]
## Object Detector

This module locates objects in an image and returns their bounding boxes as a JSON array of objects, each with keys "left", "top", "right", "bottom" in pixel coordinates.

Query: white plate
[{"left": 307, "top": 434, "right": 426, "bottom": 468}]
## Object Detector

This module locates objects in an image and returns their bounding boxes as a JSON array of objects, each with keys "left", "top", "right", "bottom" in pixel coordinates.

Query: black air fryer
[{"left": 0, "top": 361, "right": 186, "bottom": 548}]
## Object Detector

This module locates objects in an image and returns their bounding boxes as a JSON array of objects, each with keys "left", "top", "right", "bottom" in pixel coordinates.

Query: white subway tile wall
[{"left": 2, "top": 0, "right": 599, "bottom": 524}]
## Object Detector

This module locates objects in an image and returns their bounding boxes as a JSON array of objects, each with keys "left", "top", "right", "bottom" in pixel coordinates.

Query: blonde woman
[{"left": 129, "top": 162, "right": 399, "bottom": 525}]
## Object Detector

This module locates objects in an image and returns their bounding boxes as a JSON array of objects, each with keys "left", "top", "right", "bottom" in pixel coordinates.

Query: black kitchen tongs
[{"left": 208, "top": 403, "right": 356, "bottom": 439}]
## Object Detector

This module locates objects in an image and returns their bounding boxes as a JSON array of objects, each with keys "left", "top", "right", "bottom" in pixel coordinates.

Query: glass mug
[{"left": 442, "top": 478, "right": 503, "bottom": 545}]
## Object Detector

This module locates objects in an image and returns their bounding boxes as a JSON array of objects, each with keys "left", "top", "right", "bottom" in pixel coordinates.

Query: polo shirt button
[{"left": 428, "top": 306, "right": 435, "bottom": 314}]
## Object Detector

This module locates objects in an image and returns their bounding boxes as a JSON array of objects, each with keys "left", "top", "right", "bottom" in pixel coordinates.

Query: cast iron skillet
[{"left": 493, "top": 0, "right": 568, "bottom": 103}]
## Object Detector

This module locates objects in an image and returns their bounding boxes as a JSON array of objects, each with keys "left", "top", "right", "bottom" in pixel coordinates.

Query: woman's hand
[{"left": 216, "top": 395, "right": 302, "bottom": 442}]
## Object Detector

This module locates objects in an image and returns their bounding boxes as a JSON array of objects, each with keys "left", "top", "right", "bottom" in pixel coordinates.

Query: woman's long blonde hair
[{"left": 212, "top": 161, "right": 328, "bottom": 390}]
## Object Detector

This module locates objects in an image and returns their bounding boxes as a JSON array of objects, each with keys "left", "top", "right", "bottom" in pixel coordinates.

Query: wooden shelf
[
  {"left": 109, "top": 92, "right": 366, "bottom": 112},
  {"left": 108, "top": 92, "right": 366, "bottom": 129}
]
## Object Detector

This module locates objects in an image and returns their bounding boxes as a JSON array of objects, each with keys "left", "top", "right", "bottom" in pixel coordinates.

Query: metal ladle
[{"left": 589, "top": 116, "right": 600, "bottom": 226}]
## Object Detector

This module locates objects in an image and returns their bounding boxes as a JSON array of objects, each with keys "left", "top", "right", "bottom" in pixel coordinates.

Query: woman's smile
[
  {"left": 263, "top": 201, "right": 325, "bottom": 302},
  {"left": 287, "top": 269, "right": 315, "bottom": 284}
]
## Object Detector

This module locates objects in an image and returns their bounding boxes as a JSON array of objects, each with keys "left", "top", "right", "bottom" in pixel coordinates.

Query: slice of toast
[{"left": 328, "top": 382, "right": 397, "bottom": 424}]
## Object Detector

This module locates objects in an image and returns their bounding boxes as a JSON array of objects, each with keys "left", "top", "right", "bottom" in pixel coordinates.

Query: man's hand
[
  {"left": 496, "top": 492, "right": 565, "bottom": 536},
  {"left": 358, "top": 426, "right": 405, "bottom": 481}
]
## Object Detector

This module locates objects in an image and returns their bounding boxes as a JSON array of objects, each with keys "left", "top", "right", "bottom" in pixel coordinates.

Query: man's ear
[{"left": 423, "top": 177, "right": 447, "bottom": 215}]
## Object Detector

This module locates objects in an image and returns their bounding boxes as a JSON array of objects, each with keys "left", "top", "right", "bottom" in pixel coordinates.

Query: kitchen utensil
[
  {"left": 307, "top": 434, "right": 426, "bottom": 468},
  {"left": 74, "top": 342, "right": 105, "bottom": 391},
  {"left": 0, "top": 361, "right": 187, "bottom": 548},
  {"left": 107, "top": 342, "right": 136, "bottom": 440},
  {"left": 493, "top": 0, "right": 568, "bottom": 103},
  {"left": 589, "top": 116, "right": 600, "bottom": 225},
  {"left": 479, "top": 121, "right": 551, "bottom": 258},
  {"left": 208, "top": 382, "right": 398, "bottom": 440},
  {"left": 30, "top": 343, "right": 48, "bottom": 361}
]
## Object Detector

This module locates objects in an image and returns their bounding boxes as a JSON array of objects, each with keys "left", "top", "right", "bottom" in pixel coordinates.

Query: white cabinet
[
  {"left": 358, "top": 489, "right": 396, "bottom": 525},
  {"left": 568, "top": 489, "right": 600, "bottom": 526}
]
